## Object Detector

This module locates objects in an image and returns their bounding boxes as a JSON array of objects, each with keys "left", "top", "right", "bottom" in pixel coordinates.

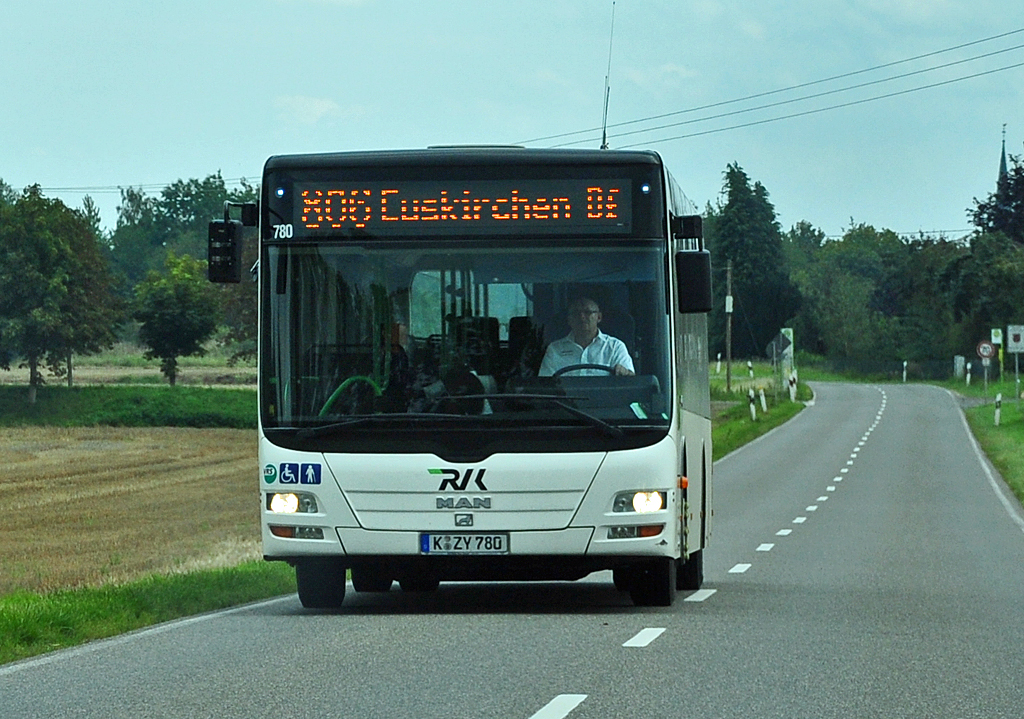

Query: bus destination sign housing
[{"left": 292, "top": 179, "right": 632, "bottom": 237}]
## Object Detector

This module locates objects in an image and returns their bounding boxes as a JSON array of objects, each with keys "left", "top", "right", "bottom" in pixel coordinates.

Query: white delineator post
[
  {"left": 748, "top": 388, "right": 757, "bottom": 421},
  {"left": 759, "top": 388, "right": 767, "bottom": 413},
  {"left": 995, "top": 393, "right": 1002, "bottom": 427}
]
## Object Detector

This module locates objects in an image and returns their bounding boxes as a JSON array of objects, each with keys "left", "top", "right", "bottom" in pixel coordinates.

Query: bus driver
[{"left": 539, "top": 297, "right": 635, "bottom": 377}]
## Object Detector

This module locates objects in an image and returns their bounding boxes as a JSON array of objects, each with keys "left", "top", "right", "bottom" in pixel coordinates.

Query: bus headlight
[
  {"left": 612, "top": 491, "right": 666, "bottom": 513},
  {"left": 267, "top": 492, "right": 319, "bottom": 514}
]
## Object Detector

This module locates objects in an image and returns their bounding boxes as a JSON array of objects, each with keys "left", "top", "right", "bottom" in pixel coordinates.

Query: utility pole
[{"left": 725, "top": 259, "right": 733, "bottom": 394}]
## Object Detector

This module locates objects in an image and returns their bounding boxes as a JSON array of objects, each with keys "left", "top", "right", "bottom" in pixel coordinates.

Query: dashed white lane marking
[
  {"left": 817, "top": 496, "right": 828, "bottom": 501},
  {"left": 756, "top": 543, "right": 774, "bottom": 551},
  {"left": 826, "top": 486, "right": 836, "bottom": 492},
  {"left": 806, "top": 505, "right": 818, "bottom": 512},
  {"left": 776, "top": 528, "right": 793, "bottom": 536},
  {"left": 530, "top": 694, "right": 587, "bottom": 719},
  {"left": 684, "top": 588, "right": 717, "bottom": 602},
  {"left": 840, "top": 468, "right": 849, "bottom": 474},
  {"left": 793, "top": 516, "right": 807, "bottom": 524},
  {"left": 623, "top": 628, "right": 666, "bottom": 647},
  {"left": 729, "top": 563, "right": 752, "bottom": 573}
]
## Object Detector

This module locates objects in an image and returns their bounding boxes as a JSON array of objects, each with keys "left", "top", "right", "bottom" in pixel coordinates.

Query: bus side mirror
[
  {"left": 208, "top": 220, "right": 244, "bottom": 283},
  {"left": 675, "top": 251, "right": 712, "bottom": 313}
]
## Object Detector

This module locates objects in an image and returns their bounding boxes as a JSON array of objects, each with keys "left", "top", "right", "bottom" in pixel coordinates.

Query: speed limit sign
[{"left": 977, "top": 341, "right": 996, "bottom": 360}]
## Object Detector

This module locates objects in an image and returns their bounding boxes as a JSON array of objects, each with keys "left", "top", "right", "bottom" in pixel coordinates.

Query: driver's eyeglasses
[{"left": 570, "top": 309, "right": 599, "bottom": 316}]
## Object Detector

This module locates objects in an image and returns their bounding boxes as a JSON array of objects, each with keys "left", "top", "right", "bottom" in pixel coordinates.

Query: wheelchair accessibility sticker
[{"left": 277, "top": 463, "right": 321, "bottom": 485}]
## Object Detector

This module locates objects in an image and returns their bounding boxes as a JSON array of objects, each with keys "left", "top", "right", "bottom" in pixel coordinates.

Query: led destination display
[{"left": 294, "top": 179, "right": 632, "bottom": 236}]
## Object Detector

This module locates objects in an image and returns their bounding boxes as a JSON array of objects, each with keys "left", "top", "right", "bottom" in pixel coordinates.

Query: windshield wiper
[
  {"left": 294, "top": 395, "right": 626, "bottom": 440},
  {"left": 295, "top": 413, "right": 467, "bottom": 440},
  {"left": 453, "top": 393, "right": 625, "bottom": 438}
]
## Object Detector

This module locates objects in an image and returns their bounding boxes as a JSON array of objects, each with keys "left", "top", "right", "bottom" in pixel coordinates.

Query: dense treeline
[
  {"left": 704, "top": 153, "right": 1024, "bottom": 374},
  {"left": 0, "top": 174, "right": 256, "bottom": 396},
  {"left": 1, "top": 154, "right": 1021, "bottom": 393}
]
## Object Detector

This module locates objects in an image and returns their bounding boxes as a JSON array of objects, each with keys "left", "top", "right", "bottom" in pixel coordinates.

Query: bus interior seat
[{"left": 508, "top": 316, "right": 545, "bottom": 375}]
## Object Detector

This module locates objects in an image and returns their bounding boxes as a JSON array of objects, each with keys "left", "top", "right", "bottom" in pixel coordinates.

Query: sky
[{"left": 3, "top": 0, "right": 1024, "bottom": 239}]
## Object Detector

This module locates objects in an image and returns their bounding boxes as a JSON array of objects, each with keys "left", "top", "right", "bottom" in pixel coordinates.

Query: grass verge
[
  {"left": 712, "top": 394, "right": 807, "bottom": 461},
  {"left": 965, "top": 400, "right": 1024, "bottom": 507},
  {"left": 0, "top": 561, "right": 295, "bottom": 666},
  {"left": 0, "top": 385, "right": 256, "bottom": 428}
]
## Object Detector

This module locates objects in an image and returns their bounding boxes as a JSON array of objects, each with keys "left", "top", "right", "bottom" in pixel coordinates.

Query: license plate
[{"left": 420, "top": 533, "right": 509, "bottom": 555}]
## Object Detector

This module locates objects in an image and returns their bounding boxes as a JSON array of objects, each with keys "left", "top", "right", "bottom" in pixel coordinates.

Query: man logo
[
  {"left": 428, "top": 467, "right": 488, "bottom": 491},
  {"left": 436, "top": 497, "right": 492, "bottom": 509}
]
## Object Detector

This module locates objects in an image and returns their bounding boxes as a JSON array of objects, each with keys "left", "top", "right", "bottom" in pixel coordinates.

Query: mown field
[{"left": 0, "top": 426, "right": 258, "bottom": 595}]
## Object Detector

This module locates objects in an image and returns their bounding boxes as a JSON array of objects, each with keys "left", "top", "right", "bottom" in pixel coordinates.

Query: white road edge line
[
  {"left": 623, "top": 627, "right": 667, "bottom": 647},
  {"left": 950, "top": 389, "right": 1024, "bottom": 534},
  {"left": 529, "top": 694, "right": 588, "bottom": 719}
]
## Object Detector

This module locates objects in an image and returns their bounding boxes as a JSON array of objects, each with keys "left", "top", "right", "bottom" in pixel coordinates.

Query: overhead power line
[
  {"left": 555, "top": 42, "right": 1024, "bottom": 148},
  {"left": 37, "top": 177, "right": 256, "bottom": 195},
  {"left": 517, "top": 26, "right": 1024, "bottom": 147},
  {"left": 614, "top": 60, "right": 1024, "bottom": 148}
]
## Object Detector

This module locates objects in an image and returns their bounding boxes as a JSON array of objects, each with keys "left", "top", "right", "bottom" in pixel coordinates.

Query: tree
[
  {"left": 971, "top": 153, "right": 1024, "bottom": 243},
  {"left": 134, "top": 253, "right": 220, "bottom": 385},
  {"left": 55, "top": 199, "right": 125, "bottom": 385},
  {"left": 705, "top": 163, "right": 800, "bottom": 358},
  {"left": 949, "top": 231, "right": 1024, "bottom": 351},
  {"left": 0, "top": 186, "right": 122, "bottom": 400}
]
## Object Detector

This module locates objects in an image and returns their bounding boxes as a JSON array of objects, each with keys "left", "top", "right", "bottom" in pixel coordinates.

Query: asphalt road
[{"left": 4, "top": 382, "right": 1024, "bottom": 718}]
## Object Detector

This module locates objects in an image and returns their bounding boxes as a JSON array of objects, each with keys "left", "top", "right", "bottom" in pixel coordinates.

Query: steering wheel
[
  {"left": 319, "top": 375, "right": 383, "bottom": 417},
  {"left": 552, "top": 363, "right": 615, "bottom": 377}
]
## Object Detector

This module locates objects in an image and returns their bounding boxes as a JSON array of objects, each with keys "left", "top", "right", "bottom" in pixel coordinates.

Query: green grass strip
[
  {"left": 0, "top": 561, "right": 295, "bottom": 666},
  {"left": 712, "top": 396, "right": 806, "bottom": 462},
  {"left": 965, "top": 401, "right": 1024, "bottom": 507},
  {"left": 0, "top": 385, "right": 256, "bottom": 428}
]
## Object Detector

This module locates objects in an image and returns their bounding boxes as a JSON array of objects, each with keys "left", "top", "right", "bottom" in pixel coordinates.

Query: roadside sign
[
  {"left": 1008, "top": 325, "right": 1024, "bottom": 353},
  {"left": 992, "top": 328, "right": 1003, "bottom": 345},
  {"left": 977, "top": 341, "right": 996, "bottom": 360}
]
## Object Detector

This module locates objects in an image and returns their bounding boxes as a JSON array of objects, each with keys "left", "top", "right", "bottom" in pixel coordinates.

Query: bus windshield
[{"left": 261, "top": 241, "right": 671, "bottom": 434}]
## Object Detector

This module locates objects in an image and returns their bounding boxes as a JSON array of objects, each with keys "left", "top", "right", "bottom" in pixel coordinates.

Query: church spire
[{"left": 999, "top": 123, "right": 1008, "bottom": 185}]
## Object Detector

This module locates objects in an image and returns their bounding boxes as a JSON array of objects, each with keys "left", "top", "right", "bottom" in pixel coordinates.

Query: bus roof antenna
[{"left": 600, "top": 1, "right": 616, "bottom": 150}]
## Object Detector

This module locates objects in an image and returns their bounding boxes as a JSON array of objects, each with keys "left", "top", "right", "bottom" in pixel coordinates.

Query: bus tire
[
  {"left": 629, "top": 558, "right": 677, "bottom": 607},
  {"left": 351, "top": 567, "right": 393, "bottom": 592},
  {"left": 612, "top": 566, "right": 631, "bottom": 591},
  {"left": 677, "top": 550, "right": 704, "bottom": 590},
  {"left": 295, "top": 560, "right": 346, "bottom": 608}
]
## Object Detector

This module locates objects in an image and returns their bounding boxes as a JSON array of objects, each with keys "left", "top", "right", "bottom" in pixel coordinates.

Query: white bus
[{"left": 209, "top": 147, "right": 713, "bottom": 607}]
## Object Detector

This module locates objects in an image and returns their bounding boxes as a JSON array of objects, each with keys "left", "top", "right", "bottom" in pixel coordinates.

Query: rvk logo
[{"left": 429, "top": 468, "right": 488, "bottom": 491}]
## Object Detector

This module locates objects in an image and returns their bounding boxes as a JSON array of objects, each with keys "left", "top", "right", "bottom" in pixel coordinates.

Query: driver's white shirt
[{"left": 539, "top": 331, "right": 634, "bottom": 376}]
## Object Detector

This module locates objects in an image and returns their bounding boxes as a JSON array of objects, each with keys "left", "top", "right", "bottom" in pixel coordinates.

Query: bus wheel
[
  {"left": 612, "top": 566, "right": 632, "bottom": 591},
  {"left": 677, "top": 550, "right": 704, "bottom": 590},
  {"left": 351, "top": 567, "right": 393, "bottom": 592},
  {"left": 629, "top": 558, "right": 677, "bottom": 607},
  {"left": 295, "top": 560, "right": 347, "bottom": 608}
]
